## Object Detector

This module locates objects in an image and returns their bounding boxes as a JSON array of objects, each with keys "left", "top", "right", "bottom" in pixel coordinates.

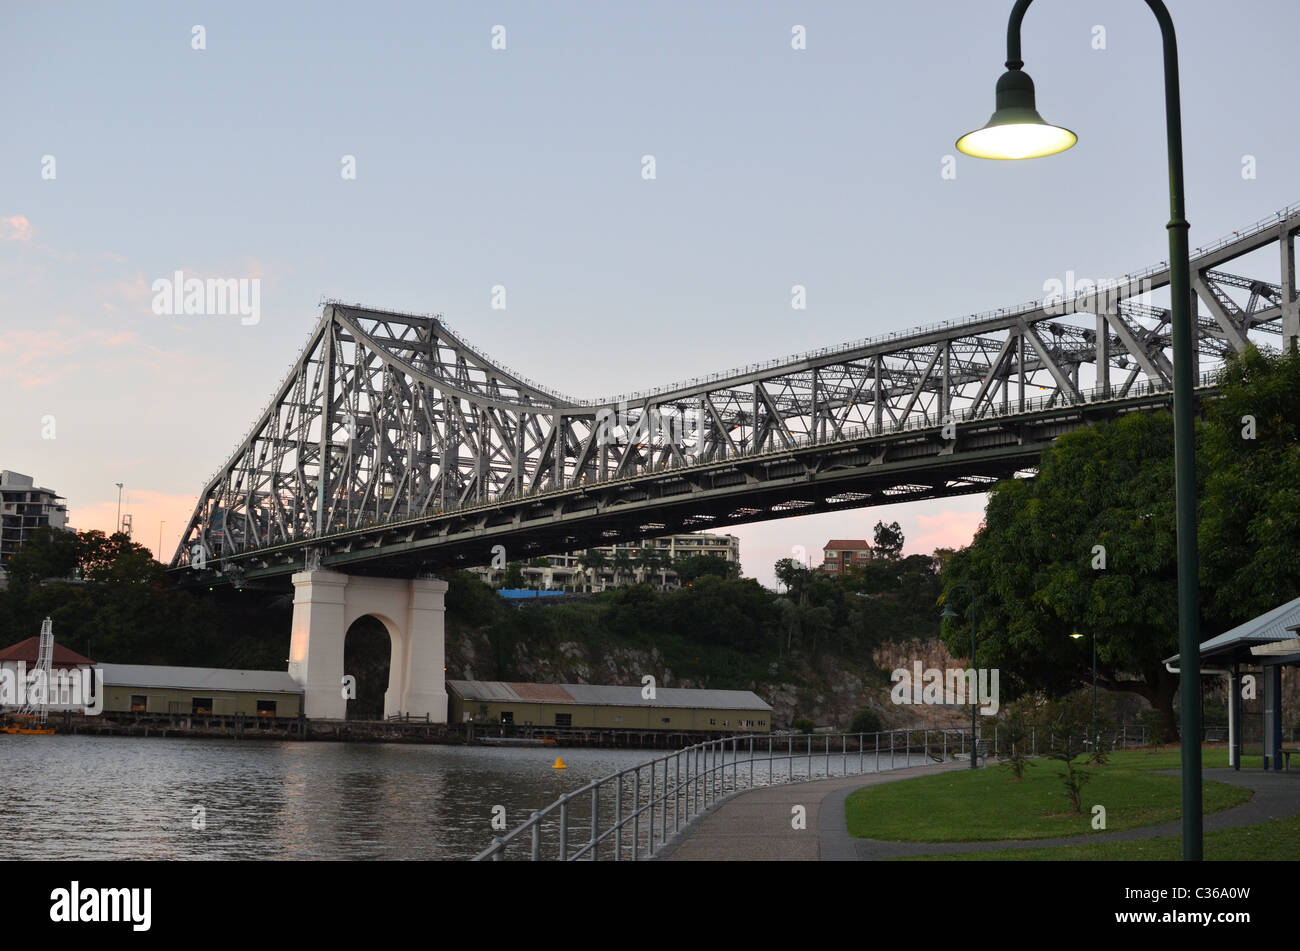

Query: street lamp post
[
  {"left": 1071, "top": 631, "right": 1098, "bottom": 749},
  {"left": 941, "top": 585, "right": 979, "bottom": 770},
  {"left": 956, "top": 0, "right": 1203, "bottom": 861},
  {"left": 115, "top": 483, "right": 124, "bottom": 535}
]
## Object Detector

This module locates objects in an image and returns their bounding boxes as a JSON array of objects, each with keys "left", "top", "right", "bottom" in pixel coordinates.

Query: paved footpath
[{"left": 658, "top": 765, "right": 1300, "bottom": 861}]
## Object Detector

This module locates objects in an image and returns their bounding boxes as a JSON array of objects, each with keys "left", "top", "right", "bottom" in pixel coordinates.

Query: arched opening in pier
[{"left": 343, "top": 615, "right": 394, "bottom": 721}]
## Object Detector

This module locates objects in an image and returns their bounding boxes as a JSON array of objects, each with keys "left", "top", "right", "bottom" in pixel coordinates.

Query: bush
[
  {"left": 849, "top": 709, "right": 882, "bottom": 735},
  {"left": 792, "top": 717, "right": 815, "bottom": 734}
]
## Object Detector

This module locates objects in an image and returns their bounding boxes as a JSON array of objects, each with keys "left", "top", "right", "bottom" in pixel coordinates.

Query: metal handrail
[{"left": 472, "top": 728, "right": 972, "bottom": 862}]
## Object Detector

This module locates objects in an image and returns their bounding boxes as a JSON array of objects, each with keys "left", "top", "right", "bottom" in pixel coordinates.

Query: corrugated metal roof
[
  {"left": 508, "top": 683, "right": 576, "bottom": 702},
  {"left": 97, "top": 663, "right": 302, "bottom": 694},
  {"left": 448, "top": 680, "right": 771, "bottom": 711},
  {"left": 1165, "top": 593, "right": 1300, "bottom": 664}
]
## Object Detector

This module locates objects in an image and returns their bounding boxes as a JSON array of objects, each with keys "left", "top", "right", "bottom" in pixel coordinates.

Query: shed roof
[
  {"left": 823, "top": 539, "right": 872, "bottom": 550},
  {"left": 96, "top": 663, "right": 302, "bottom": 694},
  {"left": 0, "top": 637, "right": 94, "bottom": 667},
  {"left": 447, "top": 680, "right": 772, "bottom": 711},
  {"left": 1165, "top": 593, "right": 1300, "bottom": 664}
]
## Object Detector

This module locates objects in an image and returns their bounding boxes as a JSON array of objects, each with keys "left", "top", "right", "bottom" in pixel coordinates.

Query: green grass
[
  {"left": 903, "top": 811, "right": 1300, "bottom": 860},
  {"left": 845, "top": 746, "right": 1247, "bottom": 843}
]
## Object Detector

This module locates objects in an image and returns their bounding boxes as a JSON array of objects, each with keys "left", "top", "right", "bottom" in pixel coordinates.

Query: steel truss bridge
[{"left": 175, "top": 204, "right": 1300, "bottom": 585}]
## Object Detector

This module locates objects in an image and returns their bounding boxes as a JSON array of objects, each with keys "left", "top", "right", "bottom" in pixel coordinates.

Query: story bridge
[
  {"left": 170, "top": 202, "right": 1299, "bottom": 720},
  {"left": 174, "top": 203, "right": 1299, "bottom": 587}
]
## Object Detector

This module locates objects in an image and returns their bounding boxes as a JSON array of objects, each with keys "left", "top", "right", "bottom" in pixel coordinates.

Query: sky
[{"left": 3, "top": 0, "right": 1298, "bottom": 588}]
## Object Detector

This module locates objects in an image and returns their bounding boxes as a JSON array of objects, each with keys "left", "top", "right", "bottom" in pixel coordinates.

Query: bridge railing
[{"left": 472, "top": 728, "right": 975, "bottom": 862}]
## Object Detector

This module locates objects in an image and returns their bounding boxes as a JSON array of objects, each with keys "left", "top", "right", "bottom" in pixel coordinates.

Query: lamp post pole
[
  {"left": 959, "top": 0, "right": 1202, "bottom": 862},
  {"left": 115, "top": 483, "right": 123, "bottom": 535}
]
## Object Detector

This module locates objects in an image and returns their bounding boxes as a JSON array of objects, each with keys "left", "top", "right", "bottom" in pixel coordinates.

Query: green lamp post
[
  {"left": 941, "top": 585, "right": 979, "bottom": 770},
  {"left": 957, "top": 0, "right": 1202, "bottom": 859}
]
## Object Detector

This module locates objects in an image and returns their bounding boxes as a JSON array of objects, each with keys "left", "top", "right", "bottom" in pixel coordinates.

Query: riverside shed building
[
  {"left": 97, "top": 664, "right": 304, "bottom": 718},
  {"left": 448, "top": 681, "right": 772, "bottom": 733}
]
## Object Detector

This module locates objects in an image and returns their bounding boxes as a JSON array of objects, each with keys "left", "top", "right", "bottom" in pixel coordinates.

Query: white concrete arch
[{"left": 287, "top": 570, "right": 448, "bottom": 721}]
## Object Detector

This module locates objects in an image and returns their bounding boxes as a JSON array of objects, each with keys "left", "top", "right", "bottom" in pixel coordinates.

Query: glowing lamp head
[{"left": 956, "top": 68, "right": 1076, "bottom": 160}]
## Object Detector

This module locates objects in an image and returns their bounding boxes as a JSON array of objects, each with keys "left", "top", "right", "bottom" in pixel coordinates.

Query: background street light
[
  {"left": 941, "top": 585, "right": 979, "bottom": 770},
  {"left": 115, "top": 482, "right": 123, "bottom": 535},
  {"left": 957, "top": 0, "right": 1203, "bottom": 861},
  {"left": 1071, "top": 630, "right": 1098, "bottom": 749}
]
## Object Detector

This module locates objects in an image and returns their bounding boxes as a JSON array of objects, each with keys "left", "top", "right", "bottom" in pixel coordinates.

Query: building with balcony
[
  {"left": 471, "top": 532, "right": 741, "bottom": 592},
  {"left": 0, "top": 471, "right": 72, "bottom": 584}
]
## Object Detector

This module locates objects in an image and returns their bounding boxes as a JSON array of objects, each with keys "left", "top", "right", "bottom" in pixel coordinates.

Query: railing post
[
  {"left": 925, "top": 729, "right": 929, "bottom": 762},
  {"left": 733, "top": 736, "right": 738, "bottom": 792},
  {"left": 491, "top": 836, "right": 503, "bottom": 861},
  {"left": 807, "top": 732, "right": 812, "bottom": 779},
  {"left": 591, "top": 786, "right": 600, "bottom": 861},
  {"left": 943, "top": 730, "right": 948, "bottom": 761},
  {"left": 614, "top": 778, "right": 622, "bottom": 861},
  {"left": 750, "top": 735, "right": 755, "bottom": 788},
  {"left": 843, "top": 733, "right": 847, "bottom": 776},
  {"left": 632, "top": 770, "right": 640, "bottom": 862},
  {"left": 531, "top": 811, "right": 541, "bottom": 861},
  {"left": 890, "top": 730, "right": 895, "bottom": 769},
  {"left": 707, "top": 741, "right": 712, "bottom": 806},
  {"left": 675, "top": 751, "right": 681, "bottom": 833},
  {"left": 875, "top": 731, "right": 880, "bottom": 772},
  {"left": 1032, "top": 726, "right": 1036, "bottom": 756},
  {"left": 995, "top": 725, "right": 999, "bottom": 757},
  {"left": 649, "top": 760, "right": 656, "bottom": 854},
  {"left": 559, "top": 794, "right": 569, "bottom": 862}
]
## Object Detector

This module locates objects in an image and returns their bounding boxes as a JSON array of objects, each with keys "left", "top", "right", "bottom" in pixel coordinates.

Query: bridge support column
[
  {"left": 401, "top": 577, "right": 450, "bottom": 722},
  {"left": 288, "top": 569, "right": 449, "bottom": 722},
  {"left": 289, "top": 570, "right": 349, "bottom": 719}
]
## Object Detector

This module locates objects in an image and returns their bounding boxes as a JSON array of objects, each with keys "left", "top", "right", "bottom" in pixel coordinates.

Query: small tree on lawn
[
  {"left": 998, "top": 705, "right": 1033, "bottom": 781},
  {"left": 1046, "top": 724, "right": 1092, "bottom": 814}
]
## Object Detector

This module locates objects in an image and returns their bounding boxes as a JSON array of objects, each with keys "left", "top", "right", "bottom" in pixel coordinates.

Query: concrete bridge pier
[{"left": 288, "top": 569, "right": 449, "bottom": 721}]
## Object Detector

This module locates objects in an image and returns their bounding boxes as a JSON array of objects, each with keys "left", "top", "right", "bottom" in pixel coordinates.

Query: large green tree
[
  {"left": 940, "top": 345, "right": 1300, "bottom": 742},
  {"left": 942, "top": 410, "right": 1182, "bottom": 740},
  {"left": 1199, "top": 345, "right": 1300, "bottom": 627}
]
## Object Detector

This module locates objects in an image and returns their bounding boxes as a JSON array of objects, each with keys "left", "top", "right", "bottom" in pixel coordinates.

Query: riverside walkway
[{"left": 657, "top": 765, "right": 1300, "bottom": 860}]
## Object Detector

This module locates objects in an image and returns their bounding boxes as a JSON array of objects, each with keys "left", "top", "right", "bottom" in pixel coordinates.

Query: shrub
[{"left": 849, "top": 709, "right": 881, "bottom": 735}]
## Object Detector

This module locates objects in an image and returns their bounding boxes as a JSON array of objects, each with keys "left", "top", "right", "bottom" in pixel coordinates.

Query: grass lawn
[
  {"left": 901, "top": 811, "right": 1300, "bottom": 860},
  {"left": 845, "top": 746, "right": 1247, "bottom": 843}
]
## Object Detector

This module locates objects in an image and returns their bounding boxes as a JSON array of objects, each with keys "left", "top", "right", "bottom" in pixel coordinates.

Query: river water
[
  {"left": 1, "top": 734, "right": 930, "bottom": 860},
  {"left": 0, "top": 735, "right": 662, "bottom": 860}
]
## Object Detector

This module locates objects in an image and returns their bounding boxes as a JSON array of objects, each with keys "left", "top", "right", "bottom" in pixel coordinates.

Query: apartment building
[
  {"left": 472, "top": 532, "right": 741, "bottom": 592},
  {"left": 0, "top": 471, "right": 72, "bottom": 580}
]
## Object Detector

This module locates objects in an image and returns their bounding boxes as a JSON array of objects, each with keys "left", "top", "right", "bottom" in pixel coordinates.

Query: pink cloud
[
  {"left": 911, "top": 508, "right": 985, "bottom": 553},
  {"left": 0, "top": 215, "right": 33, "bottom": 242}
]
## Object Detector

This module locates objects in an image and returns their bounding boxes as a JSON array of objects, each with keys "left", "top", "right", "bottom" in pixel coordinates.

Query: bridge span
[
  {"left": 167, "top": 203, "right": 1299, "bottom": 720},
  {"left": 173, "top": 202, "right": 1298, "bottom": 583}
]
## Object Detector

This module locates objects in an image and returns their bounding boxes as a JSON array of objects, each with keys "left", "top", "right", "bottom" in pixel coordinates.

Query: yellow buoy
[{"left": 552, "top": 757, "right": 567, "bottom": 770}]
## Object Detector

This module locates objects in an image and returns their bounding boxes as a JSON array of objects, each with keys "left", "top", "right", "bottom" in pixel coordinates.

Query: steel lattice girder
[{"left": 175, "top": 205, "right": 1300, "bottom": 579}]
